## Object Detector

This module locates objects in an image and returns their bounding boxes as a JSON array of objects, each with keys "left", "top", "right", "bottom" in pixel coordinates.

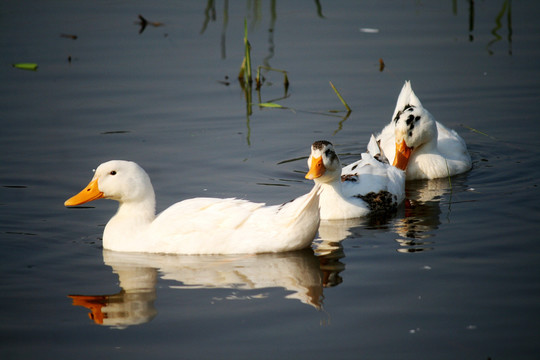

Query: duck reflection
[
  {"left": 392, "top": 174, "right": 470, "bottom": 252},
  {"left": 69, "top": 248, "right": 325, "bottom": 328},
  {"left": 69, "top": 264, "right": 158, "bottom": 328},
  {"left": 391, "top": 180, "right": 443, "bottom": 253},
  {"left": 313, "top": 218, "right": 364, "bottom": 288},
  {"left": 311, "top": 173, "right": 470, "bottom": 254}
]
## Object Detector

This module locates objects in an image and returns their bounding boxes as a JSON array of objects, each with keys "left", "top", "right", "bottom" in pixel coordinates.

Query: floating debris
[
  {"left": 12, "top": 63, "right": 38, "bottom": 71},
  {"left": 359, "top": 28, "right": 380, "bottom": 34},
  {"left": 460, "top": 124, "right": 498, "bottom": 140},
  {"left": 60, "top": 33, "right": 78, "bottom": 40},
  {"left": 379, "top": 58, "right": 385, "bottom": 72},
  {"left": 217, "top": 75, "right": 230, "bottom": 86},
  {"left": 101, "top": 130, "right": 130, "bottom": 135},
  {"left": 135, "top": 14, "right": 164, "bottom": 34}
]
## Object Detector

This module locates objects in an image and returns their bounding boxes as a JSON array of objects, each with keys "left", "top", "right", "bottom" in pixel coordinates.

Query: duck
[
  {"left": 375, "top": 81, "right": 472, "bottom": 180},
  {"left": 64, "top": 160, "right": 322, "bottom": 255},
  {"left": 305, "top": 139, "right": 405, "bottom": 220}
]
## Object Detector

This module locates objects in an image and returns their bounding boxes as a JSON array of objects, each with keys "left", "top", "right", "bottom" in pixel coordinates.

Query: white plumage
[
  {"left": 65, "top": 160, "right": 321, "bottom": 254},
  {"left": 306, "top": 139, "right": 405, "bottom": 220},
  {"left": 375, "top": 81, "right": 472, "bottom": 180}
]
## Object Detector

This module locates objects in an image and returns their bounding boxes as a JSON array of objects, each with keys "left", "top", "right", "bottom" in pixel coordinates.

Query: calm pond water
[{"left": 1, "top": 1, "right": 540, "bottom": 359}]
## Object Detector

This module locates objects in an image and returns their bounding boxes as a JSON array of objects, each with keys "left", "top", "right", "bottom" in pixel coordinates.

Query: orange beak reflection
[
  {"left": 392, "top": 140, "right": 413, "bottom": 171},
  {"left": 64, "top": 178, "right": 104, "bottom": 206},
  {"left": 69, "top": 295, "right": 108, "bottom": 324},
  {"left": 305, "top": 156, "right": 326, "bottom": 180}
]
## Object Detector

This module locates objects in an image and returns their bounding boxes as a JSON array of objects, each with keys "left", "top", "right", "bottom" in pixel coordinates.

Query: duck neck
[
  {"left": 418, "top": 120, "right": 439, "bottom": 153},
  {"left": 316, "top": 176, "right": 344, "bottom": 199},
  {"left": 103, "top": 196, "right": 156, "bottom": 251},
  {"left": 115, "top": 197, "right": 156, "bottom": 223}
]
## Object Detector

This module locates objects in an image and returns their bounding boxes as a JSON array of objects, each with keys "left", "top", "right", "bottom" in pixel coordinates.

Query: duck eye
[
  {"left": 324, "top": 148, "right": 333, "bottom": 158},
  {"left": 110, "top": 171, "right": 117, "bottom": 176}
]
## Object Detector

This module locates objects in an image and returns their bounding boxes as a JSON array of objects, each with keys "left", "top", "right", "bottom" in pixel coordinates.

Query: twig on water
[{"left": 461, "top": 124, "right": 497, "bottom": 141}]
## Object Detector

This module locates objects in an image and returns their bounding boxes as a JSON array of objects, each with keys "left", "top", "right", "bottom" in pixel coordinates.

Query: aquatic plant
[
  {"left": 238, "top": 19, "right": 253, "bottom": 86},
  {"left": 329, "top": 81, "right": 351, "bottom": 113}
]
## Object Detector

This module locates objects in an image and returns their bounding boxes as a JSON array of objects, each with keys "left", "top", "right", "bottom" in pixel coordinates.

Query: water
[{"left": 1, "top": 1, "right": 540, "bottom": 359}]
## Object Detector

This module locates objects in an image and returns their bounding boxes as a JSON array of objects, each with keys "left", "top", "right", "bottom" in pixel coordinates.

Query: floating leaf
[
  {"left": 12, "top": 63, "right": 38, "bottom": 71},
  {"left": 60, "top": 33, "right": 78, "bottom": 40},
  {"left": 257, "top": 102, "right": 283, "bottom": 108}
]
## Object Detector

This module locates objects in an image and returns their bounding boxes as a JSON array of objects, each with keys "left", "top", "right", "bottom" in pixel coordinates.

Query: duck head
[
  {"left": 391, "top": 82, "right": 438, "bottom": 171},
  {"left": 305, "top": 141, "right": 341, "bottom": 183},
  {"left": 64, "top": 160, "right": 154, "bottom": 206},
  {"left": 392, "top": 105, "right": 438, "bottom": 171}
]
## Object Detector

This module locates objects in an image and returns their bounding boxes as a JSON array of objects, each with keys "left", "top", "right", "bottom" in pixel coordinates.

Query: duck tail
[
  {"left": 278, "top": 184, "right": 321, "bottom": 227},
  {"left": 367, "top": 134, "right": 389, "bottom": 164}
]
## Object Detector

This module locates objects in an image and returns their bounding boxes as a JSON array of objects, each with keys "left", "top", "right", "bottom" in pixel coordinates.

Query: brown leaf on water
[
  {"left": 379, "top": 58, "right": 385, "bottom": 72},
  {"left": 60, "top": 33, "right": 78, "bottom": 40}
]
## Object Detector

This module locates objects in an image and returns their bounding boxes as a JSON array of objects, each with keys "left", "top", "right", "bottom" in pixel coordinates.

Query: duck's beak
[
  {"left": 305, "top": 156, "right": 326, "bottom": 180},
  {"left": 392, "top": 140, "right": 413, "bottom": 171},
  {"left": 64, "top": 178, "right": 104, "bottom": 206}
]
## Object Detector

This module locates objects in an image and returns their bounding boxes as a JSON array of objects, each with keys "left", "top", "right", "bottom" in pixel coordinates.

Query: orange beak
[
  {"left": 305, "top": 156, "right": 325, "bottom": 180},
  {"left": 64, "top": 178, "right": 104, "bottom": 206},
  {"left": 392, "top": 140, "right": 413, "bottom": 171}
]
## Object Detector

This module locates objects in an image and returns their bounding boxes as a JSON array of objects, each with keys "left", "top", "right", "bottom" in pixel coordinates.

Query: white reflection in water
[
  {"left": 69, "top": 248, "right": 325, "bottom": 328},
  {"left": 68, "top": 175, "right": 470, "bottom": 328},
  {"left": 313, "top": 175, "right": 470, "bottom": 254},
  {"left": 394, "top": 176, "right": 472, "bottom": 252},
  {"left": 70, "top": 266, "right": 158, "bottom": 328}
]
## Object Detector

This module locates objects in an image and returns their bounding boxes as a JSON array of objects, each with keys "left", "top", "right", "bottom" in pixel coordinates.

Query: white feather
[
  {"left": 375, "top": 81, "right": 472, "bottom": 180},
  {"left": 308, "top": 141, "right": 405, "bottom": 220},
  {"left": 65, "top": 160, "right": 321, "bottom": 254}
]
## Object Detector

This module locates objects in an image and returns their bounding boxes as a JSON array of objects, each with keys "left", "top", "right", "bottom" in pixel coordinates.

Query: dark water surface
[{"left": 1, "top": 1, "right": 540, "bottom": 359}]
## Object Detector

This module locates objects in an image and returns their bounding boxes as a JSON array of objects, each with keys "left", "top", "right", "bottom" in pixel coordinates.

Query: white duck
[
  {"left": 64, "top": 160, "right": 322, "bottom": 255},
  {"left": 375, "top": 81, "right": 472, "bottom": 180},
  {"left": 305, "top": 139, "right": 405, "bottom": 220}
]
